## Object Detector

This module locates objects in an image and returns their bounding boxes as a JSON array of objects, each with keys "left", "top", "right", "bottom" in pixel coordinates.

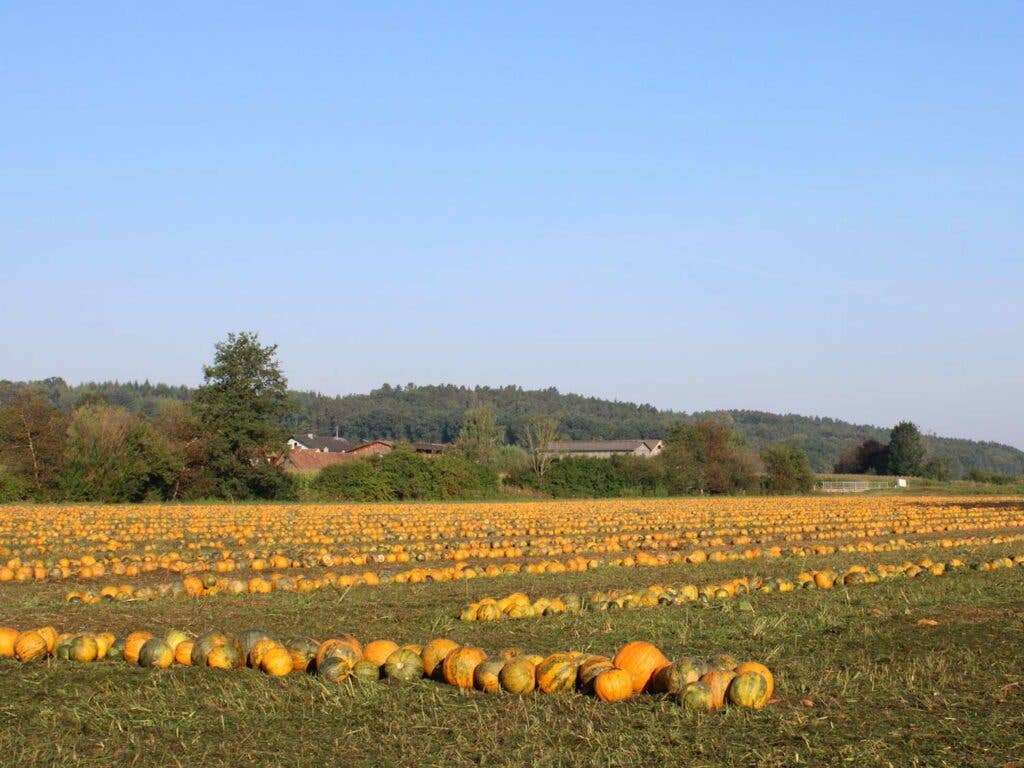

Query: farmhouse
[
  {"left": 287, "top": 433, "right": 352, "bottom": 453},
  {"left": 542, "top": 439, "right": 664, "bottom": 459},
  {"left": 282, "top": 435, "right": 450, "bottom": 471}
]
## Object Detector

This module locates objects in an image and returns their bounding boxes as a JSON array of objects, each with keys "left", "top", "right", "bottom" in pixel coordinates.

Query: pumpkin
[
  {"left": 613, "top": 641, "right": 669, "bottom": 693},
  {"left": 651, "top": 658, "right": 708, "bottom": 694},
  {"left": 363, "top": 639, "right": 400, "bottom": 667},
  {"left": 728, "top": 671, "right": 770, "bottom": 708},
  {"left": 207, "top": 643, "right": 241, "bottom": 669},
  {"left": 421, "top": 638, "right": 459, "bottom": 679},
  {"left": 383, "top": 649, "right": 425, "bottom": 682},
  {"left": 0, "top": 627, "right": 19, "bottom": 657},
  {"left": 733, "top": 663, "right": 770, "bottom": 708},
  {"left": 594, "top": 668, "right": 633, "bottom": 702},
  {"left": 124, "top": 632, "right": 154, "bottom": 665},
  {"left": 473, "top": 659, "right": 505, "bottom": 694},
  {"left": 95, "top": 632, "right": 116, "bottom": 659},
  {"left": 681, "top": 681, "right": 714, "bottom": 710},
  {"left": 316, "top": 637, "right": 362, "bottom": 670},
  {"left": 37, "top": 626, "right": 58, "bottom": 654},
  {"left": 536, "top": 653, "right": 577, "bottom": 694},
  {"left": 174, "top": 640, "right": 195, "bottom": 666},
  {"left": 106, "top": 637, "right": 126, "bottom": 662},
  {"left": 286, "top": 637, "right": 320, "bottom": 672},
  {"left": 164, "top": 629, "right": 189, "bottom": 651},
  {"left": 499, "top": 657, "right": 536, "bottom": 694},
  {"left": 190, "top": 631, "right": 228, "bottom": 666},
  {"left": 138, "top": 639, "right": 174, "bottom": 668},
  {"left": 442, "top": 646, "right": 488, "bottom": 689},
  {"left": 319, "top": 655, "right": 354, "bottom": 682},
  {"left": 499, "top": 647, "right": 524, "bottom": 661},
  {"left": 708, "top": 653, "right": 739, "bottom": 671},
  {"left": 69, "top": 635, "right": 99, "bottom": 663},
  {"left": 239, "top": 629, "right": 273, "bottom": 660},
  {"left": 352, "top": 659, "right": 381, "bottom": 683},
  {"left": 699, "top": 669, "right": 737, "bottom": 709},
  {"left": 260, "top": 647, "right": 294, "bottom": 676},
  {"left": 577, "top": 656, "right": 615, "bottom": 692},
  {"left": 248, "top": 637, "right": 282, "bottom": 669}
]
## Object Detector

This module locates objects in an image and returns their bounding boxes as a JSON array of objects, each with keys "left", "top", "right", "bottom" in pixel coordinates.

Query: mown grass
[{"left": 2, "top": 541, "right": 1023, "bottom": 767}]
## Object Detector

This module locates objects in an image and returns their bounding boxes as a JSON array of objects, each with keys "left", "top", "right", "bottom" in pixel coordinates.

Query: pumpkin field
[{"left": 1, "top": 496, "right": 1023, "bottom": 767}]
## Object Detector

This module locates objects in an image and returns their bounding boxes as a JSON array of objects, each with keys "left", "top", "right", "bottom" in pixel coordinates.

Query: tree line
[
  {"left": 1, "top": 332, "right": 821, "bottom": 503},
  {"left": 4, "top": 378, "right": 1022, "bottom": 478}
]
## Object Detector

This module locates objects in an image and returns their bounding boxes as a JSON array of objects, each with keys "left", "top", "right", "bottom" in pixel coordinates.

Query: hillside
[{"left": 3, "top": 378, "right": 1023, "bottom": 477}]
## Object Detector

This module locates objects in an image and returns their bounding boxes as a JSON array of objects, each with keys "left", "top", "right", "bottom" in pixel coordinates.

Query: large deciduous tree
[
  {"left": 190, "top": 332, "right": 293, "bottom": 499},
  {"left": 0, "top": 389, "right": 67, "bottom": 496}
]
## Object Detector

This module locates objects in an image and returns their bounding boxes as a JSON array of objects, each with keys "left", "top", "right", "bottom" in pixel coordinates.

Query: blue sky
[{"left": 2, "top": 2, "right": 1022, "bottom": 447}]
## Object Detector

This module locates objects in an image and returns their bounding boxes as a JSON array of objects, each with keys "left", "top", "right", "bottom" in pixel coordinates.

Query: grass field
[{"left": 1, "top": 496, "right": 1023, "bottom": 767}]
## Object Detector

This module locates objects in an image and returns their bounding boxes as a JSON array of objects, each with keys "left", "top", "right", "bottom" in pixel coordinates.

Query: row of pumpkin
[
  {"left": 0, "top": 626, "right": 772, "bottom": 709},
  {"left": 459, "top": 552, "right": 1024, "bottom": 621},
  {"left": 62, "top": 533, "right": 1024, "bottom": 607},
  {"left": 5, "top": 496, "right": 1021, "bottom": 583}
]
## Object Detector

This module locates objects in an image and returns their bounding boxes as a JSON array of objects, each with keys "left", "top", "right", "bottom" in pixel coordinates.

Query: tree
[
  {"left": 0, "top": 389, "right": 67, "bottom": 496},
  {"left": 887, "top": 421, "right": 925, "bottom": 476},
  {"left": 661, "top": 416, "right": 760, "bottom": 495},
  {"left": 152, "top": 402, "right": 211, "bottom": 500},
  {"left": 191, "top": 332, "right": 292, "bottom": 499},
  {"left": 453, "top": 405, "right": 502, "bottom": 466},
  {"left": 523, "top": 415, "right": 559, "bottom": 477},
  {"left": 61, "top": 403, "right": 177, "bottom": 502},
  {"left": 834, "top": 438, "right": 889, "bottom": 475},
  {"left": 922, "top": 456, "right": 952, "bottom": 481},
  {"left": 762, "top": 443, "right": 815, "bottom": 493}
]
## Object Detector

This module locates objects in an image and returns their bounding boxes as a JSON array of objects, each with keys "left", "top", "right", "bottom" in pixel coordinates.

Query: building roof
[
  {"left": 289, "top": 434, "right": 353, "bottom": 452},
  {"left": 283, "top": 450, "right": 357, "bottom": 472},
  {"left": 412, "top": 442, "right": 448, "bottom": 454},
  {"left": 543, "top": 439, "right": 663, "bottom": 453}
]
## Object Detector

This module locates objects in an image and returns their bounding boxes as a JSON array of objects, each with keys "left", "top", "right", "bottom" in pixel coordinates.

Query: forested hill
[{"left": 4, "top": 378, "right": 1023, "bottom": 477}]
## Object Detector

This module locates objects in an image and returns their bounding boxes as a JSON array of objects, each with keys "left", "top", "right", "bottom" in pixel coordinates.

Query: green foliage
[
  {"left": 508, "top": 455, "right": 665, "bottom": 498},
  {"left": 887, "top": 421, "right": 926, "bottom": 476},
  {"left": 60, "top": 404, "right": 178, "bottom": 502},
  {"left": 0, "top": 467, "right": 28, "bottom": 502},
  {"left": 922, "top": 456, "right": 953, "bottom": 481},
  {"left": 308, "top": 448, "right": 498, "bottom": 502},
  {"left": 309, "top": 459, "right": 395, "bottom": 502},
  {"left": 965, "top": 468, "right": 1020, "bottom": 485},
  {"left": 761, "top": 442, "right": 815, "bottom": 493},
  {"left": 452, "top": 405, "right": 503, "bottom": 467},
  {"left": 661, "top": 417, "right": 761, "bottom": 495},
  {"left": 190, "top": 332, "right": 292, "bottom": 500}
]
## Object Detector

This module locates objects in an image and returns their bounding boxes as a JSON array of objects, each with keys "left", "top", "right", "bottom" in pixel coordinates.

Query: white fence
[{"left": 818, "top": 479, "right": 906, "bottom": 493}]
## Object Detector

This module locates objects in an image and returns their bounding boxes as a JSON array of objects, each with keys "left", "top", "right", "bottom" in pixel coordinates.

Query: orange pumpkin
[
  {"left": 594, "top": 668, "right": 634, "bottom": 702},
  {"left": 363, "top": 639, "right": 400, "bottom": 667},
  {"left": 174, "top": 640, "right": 195, "bottom": 666},
  {"left": 0, "top": 627, "right": 19, "bottom": 658},
  {"left": 15, "top": 631, "right": 49, "bottom": 662},
  {"left": 421, "top": 638, "right": 459, "bottom": 679},
  {"left": 613, "top": 641, "right": 669, "bottom": 693},
  {"left": 442, "top": 646, "right": 487, "bottom": 689},
  {"left": 124, "top": 632, "right": 155, "bottom": 665},
  {"left": 260, "top": 647, "right": 294, "bottom": 676}
]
